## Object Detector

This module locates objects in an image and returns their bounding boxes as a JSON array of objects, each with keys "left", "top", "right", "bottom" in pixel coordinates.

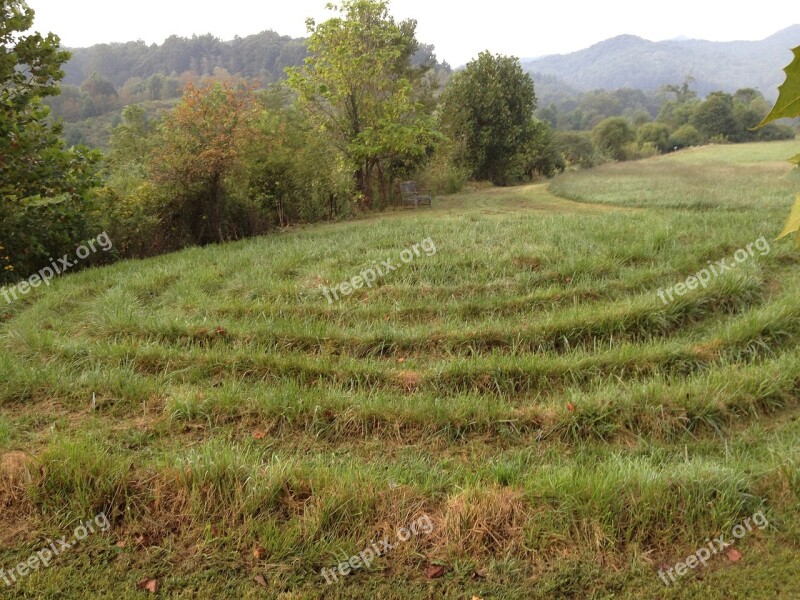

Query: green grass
[
  {"left": 550, "top": 139, "right": 798, "bottom": 211},
  {"left": 1, "top": 141, "right": 800, "bottom": 598}
]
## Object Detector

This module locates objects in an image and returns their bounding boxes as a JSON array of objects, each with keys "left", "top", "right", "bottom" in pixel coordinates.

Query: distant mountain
[{"left": 523, "top": 25, "right": 800, "bottom": 99}]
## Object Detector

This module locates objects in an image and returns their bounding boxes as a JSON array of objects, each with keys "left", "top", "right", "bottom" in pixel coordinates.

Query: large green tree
[
  {"left": 1, "top": 0, "right": 101, "bottom": 283},
  {"left": 440, "top": 52, "right": 561, "bottom": 185},
  {"left": 287, "top": 0, "right": 439, "bottom": 207},
  {"left": 690, "top": 92, "right": 740, "bottom": 142}
]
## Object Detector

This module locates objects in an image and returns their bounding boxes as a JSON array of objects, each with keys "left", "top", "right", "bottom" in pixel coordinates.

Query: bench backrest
[{"left": 400, "top": 181, "right": 418, "bottom": 198}]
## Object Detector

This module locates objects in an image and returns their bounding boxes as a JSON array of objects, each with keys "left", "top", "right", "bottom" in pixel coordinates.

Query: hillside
[
  {"left": 61, "top": 32, "right": 447, "bottom": 90},
  {"left": 524, "top": 25, "right": 800, "bottom": 98},
  {"left": 2, "top": 142, "right": 800, "bottom": 597}
]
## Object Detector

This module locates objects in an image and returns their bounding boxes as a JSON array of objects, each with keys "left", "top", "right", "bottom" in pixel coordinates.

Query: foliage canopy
[
  {"left": 0, "top": 0, "right": 101, "bottom": 283},
  {"left": 288, "top": 0, "right": 439, "bottom": 207}
]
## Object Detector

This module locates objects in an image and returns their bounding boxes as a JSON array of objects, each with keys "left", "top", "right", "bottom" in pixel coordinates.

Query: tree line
[
  {"left": 44, "top": 29, "right": 449, "bottom": 144},
  {"left": 1, "top": 0, "right": 563, "bottom": 285},
  {"left": 543, "top": 77, "right": 796, "bottom": 167}
]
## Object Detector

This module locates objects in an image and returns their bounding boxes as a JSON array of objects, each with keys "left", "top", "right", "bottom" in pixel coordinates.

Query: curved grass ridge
[
  {"left": 25, "top": 433, "right": 793, "bottom": 563},
  {"left": 67, "top": 270, "right": 765, "bottom": 357}
]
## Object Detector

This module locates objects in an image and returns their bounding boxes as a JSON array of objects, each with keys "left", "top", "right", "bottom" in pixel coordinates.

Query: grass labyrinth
[{"left": 2, "top": 141, "right": 800, "bottom": 598}]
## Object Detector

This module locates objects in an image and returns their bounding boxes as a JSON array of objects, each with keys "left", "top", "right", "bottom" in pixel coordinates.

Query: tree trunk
[
  {"left": 376, "top": 160, "right": 389, "bottom": 206},
  {"left": 363, "top": 160, "right": 374, "bottom": 209},
  {"left": 354, "top": 163, "right": 373, "bottom": 210},
  {"left": 207, "top": 171, "right": 223, "bottom": 244}
]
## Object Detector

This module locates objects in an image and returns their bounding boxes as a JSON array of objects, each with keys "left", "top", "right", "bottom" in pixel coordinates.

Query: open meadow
[{"left": 2, "top": 141, "right": 800, "bottom": 598}]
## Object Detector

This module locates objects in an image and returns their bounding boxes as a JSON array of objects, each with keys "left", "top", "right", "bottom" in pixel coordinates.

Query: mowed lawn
[{"left": 1, "top": 141, "right": 800, "bottom": 598}]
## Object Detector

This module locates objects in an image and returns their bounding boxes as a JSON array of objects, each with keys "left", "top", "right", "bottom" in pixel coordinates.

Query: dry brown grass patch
[
  {"left": 692, "top": 339, "right": 725, "bottom": 362},
  {"left": 393, "top": 370, "right": 422, "bottom": 392},
  {"left": 0, "top": 451, "right": 34, "bottom": 504},
  {"left": 436, "top": 486, "right": 531, "bottom": 556}
]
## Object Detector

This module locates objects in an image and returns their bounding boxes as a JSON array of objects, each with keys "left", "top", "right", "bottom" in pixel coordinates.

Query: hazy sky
[{"left": 24, "top": 0, "right": 800, "bottom": 66}]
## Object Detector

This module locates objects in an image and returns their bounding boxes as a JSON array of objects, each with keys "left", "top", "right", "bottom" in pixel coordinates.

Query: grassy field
[{"left": 2, "top": 141, "right": 800, "bottom": 598}]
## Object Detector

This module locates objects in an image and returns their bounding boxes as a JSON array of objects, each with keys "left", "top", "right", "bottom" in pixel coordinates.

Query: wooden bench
[{"left": 400, "top": 181, "right": 433, "bottom": 209}]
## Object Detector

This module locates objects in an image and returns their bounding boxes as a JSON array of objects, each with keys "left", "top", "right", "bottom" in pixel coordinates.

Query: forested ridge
[{"left": 61, "top": 31, "right": 310, "bottom": 88}]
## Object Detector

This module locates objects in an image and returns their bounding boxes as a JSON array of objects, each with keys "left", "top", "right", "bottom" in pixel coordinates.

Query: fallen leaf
[
  {"left": 134, "top": 534, "right": 147, "bottom": 547},
  {"left": 425, "top": 565, "right": 446, "bottom": 579},
  {"left": 397, "top": 357, "right": 406, "bottom": 364},
  {"left": 216, "top": 326, "right": 226, "bottom": 335},
  {"left": 253, "top": 546, "right": 267, "bottom": 560},
  {"left": 472, "top": 596, "right": 484, "bottom": 600},
  {"left": 566, "top": 402, "right": 576, "bottom": 413},
  {"left": 116, "top": 540, "right": 127, "bottom": 548},
  {"left": 727, "top": 548, "right": 743, "bottom": 562},
  {"left": 472, "top": 568, "right": 488, "bottom": 579},
  {"left": 253, "top": 430, "right": 267, "bottom": 440},
  {"left": 253, "top": 574, "right": 268, "bottom": 588},
  {"left": 137, "top": 578, "right": 159, "bottom": 593}
]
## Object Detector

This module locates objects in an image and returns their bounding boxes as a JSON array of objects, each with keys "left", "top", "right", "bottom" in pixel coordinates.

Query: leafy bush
[
  {"left": 92, "top": 184, "right": 161, "bottom": 258},
  {"left": 526, "top": 120, "right": 566, "bottom": 178},
  {"left": 149, "top": 82, "right": 267, "bottom": 248},
  {"left": 669, "top": 124, "right": 702, "bottom": 150},
  {"left": 592, "top": 117, "right": 635, "bottom": 161},
  {"left": 690, "top": 92, "right": 739, "bottom": 142},
  {"left": 418, "top": 144, "right": 469, "bottom": 195},
  {"left": 636, "top": 122, "right": 671, "bottom": 153},
  {"left": 554, "top": 131, "right": 596, "bottom": 168},
  {"left": 238, "top": 90, "right": 354, "bottom": 225},
  {"left": 632, "top": 141, "right": 661, "bottom": 159},
  {"left": 756, "top": 123, "right": 796, "bottom": 142}
]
